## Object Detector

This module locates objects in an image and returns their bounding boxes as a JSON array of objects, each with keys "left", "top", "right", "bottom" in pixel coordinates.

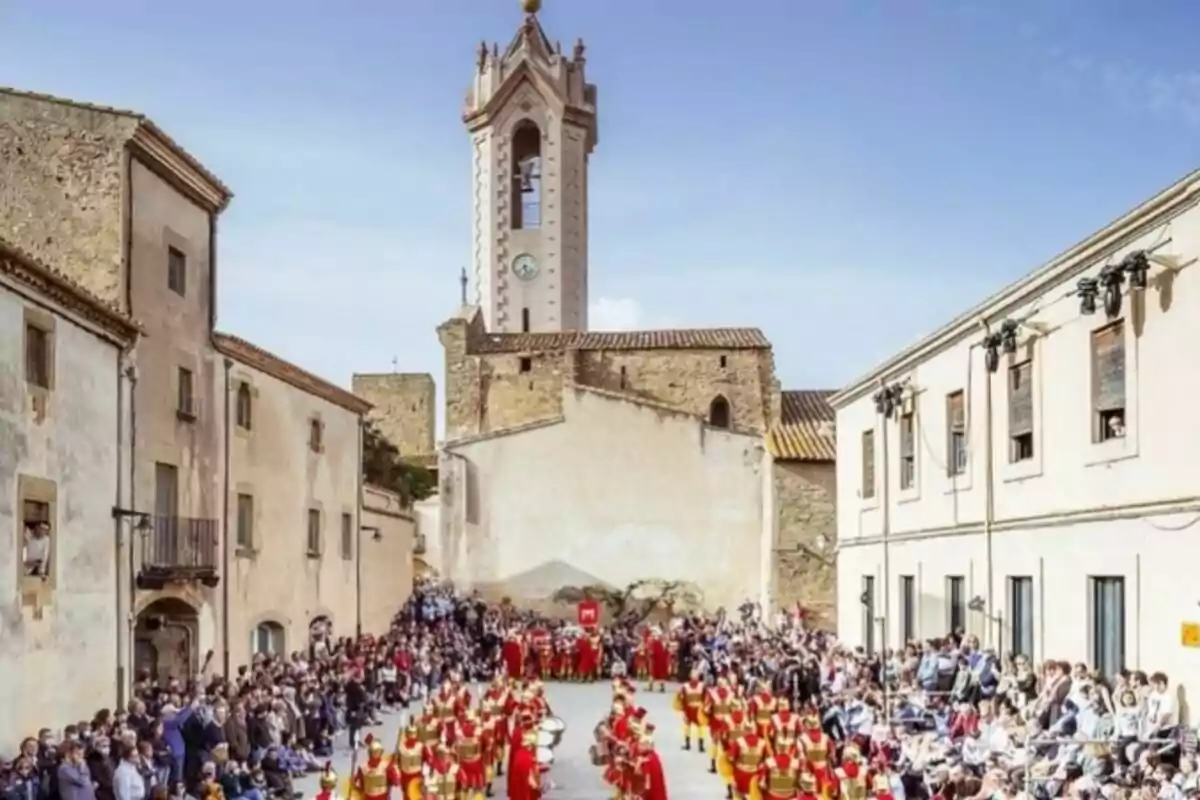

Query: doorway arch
[{"left": 135, "top": 597, "right": 200, "bottom": 684}]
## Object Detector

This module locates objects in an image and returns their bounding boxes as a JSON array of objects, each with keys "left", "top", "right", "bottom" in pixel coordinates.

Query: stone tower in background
[
  {"left": 352, "top": 373, "right": 437, "bottom": 464},
  {"left": 463, "top": 0, "right": 598, "bottom": 334}
]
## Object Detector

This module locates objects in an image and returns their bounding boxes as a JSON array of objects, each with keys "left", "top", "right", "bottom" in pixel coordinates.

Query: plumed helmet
[
  {"left": 366, "top": 734, "right": 384, "bottom": 756},
  {"left": 319, "top": 763, "right": 338, "bottom": 791}
]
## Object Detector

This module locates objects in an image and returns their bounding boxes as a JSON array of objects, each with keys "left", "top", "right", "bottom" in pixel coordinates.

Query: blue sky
[{"left": 4, "top": 0, "right": 1200, "bottom": 397}]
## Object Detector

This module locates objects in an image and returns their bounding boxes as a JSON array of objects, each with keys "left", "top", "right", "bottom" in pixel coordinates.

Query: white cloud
[{"left": 588, "top": 297, "right": 642, "bottom": 331}]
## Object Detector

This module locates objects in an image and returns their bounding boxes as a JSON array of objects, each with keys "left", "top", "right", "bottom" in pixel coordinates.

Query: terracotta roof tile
[
  {"left": 766, "top": 390, "right": 836, "bottom": 461},
  {"left": 0, "top": 236, "right": 142, "bottom": 344},
  {"left": 212, "top": 332, "right": 371, "bottom": 415},
  {"left": 473, "top": 328, "right": 770, "bottom": 354}
]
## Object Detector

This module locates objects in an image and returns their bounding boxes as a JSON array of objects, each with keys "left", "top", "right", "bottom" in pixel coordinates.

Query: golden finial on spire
[{"left": 521, "top": 0, "right": 541, "bottom": 14}]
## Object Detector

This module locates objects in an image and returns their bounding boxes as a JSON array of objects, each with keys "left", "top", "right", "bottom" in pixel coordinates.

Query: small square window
[
  {"left": 25, "top": 323, "right": 52, "bottom": 390},
  {"left": 519, "top": 357, "right": 533, "bottom": 374},
  {"left": 168, "top": 247, "right": 187, "bottom": 296},
  {"left": 306, "top": 509, "right": 322, "bottom": 557}
]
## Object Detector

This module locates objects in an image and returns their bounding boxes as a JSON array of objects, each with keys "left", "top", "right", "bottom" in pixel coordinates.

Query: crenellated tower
[{"left": 463, "top": 0, "right": 598, "bottom": 333}]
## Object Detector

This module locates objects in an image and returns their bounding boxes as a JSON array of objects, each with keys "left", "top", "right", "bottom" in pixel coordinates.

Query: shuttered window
[
  {"left": 946, "top": 391, "right": 967, "bottom": 476},
  {"left": 1008, "top": 360, "right": 1034, "bottom": 462},
  {"left": 1091, "top": 322, "right": 1127, "bottom": 442},
  {"left": 861, "top": 430, "right": 876, "bottom": 499},
  {"left": 899, "top": 413, "right": 916, "bottom": 490}
]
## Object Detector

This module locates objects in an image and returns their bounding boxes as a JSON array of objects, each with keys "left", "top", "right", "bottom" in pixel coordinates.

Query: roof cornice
[
  {"left": 830, "top": 169, "right": 1200, "bottom": 409},
  {"left": 129, "top": 122, "right": 233, "bottom": 213}
]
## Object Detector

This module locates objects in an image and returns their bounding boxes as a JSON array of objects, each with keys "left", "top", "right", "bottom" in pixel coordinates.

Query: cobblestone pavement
[{"left": 296, "top": 680, "right": 728, "bottom": 799}]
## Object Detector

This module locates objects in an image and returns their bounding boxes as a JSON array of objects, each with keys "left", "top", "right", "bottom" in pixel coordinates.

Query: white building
[
  {"left": 831, "top": 171, "right": 1200, "bottom": 694},
  {"left": 0, "top": 238, "right": 139, "bottom": 749}
]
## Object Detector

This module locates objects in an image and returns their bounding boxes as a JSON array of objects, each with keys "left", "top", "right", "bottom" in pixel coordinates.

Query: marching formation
[
  {"left": 322, "top": 672, "right": 567, "bottom": 800},
  {"left": 499, "top": 625, "right": 678, "bottom": 687},
  {"left": 591, "top": 677, "right": 670, "bottom": 800},
  {"left": 673, "top": 673, "right": 892, "bottom": 800}
]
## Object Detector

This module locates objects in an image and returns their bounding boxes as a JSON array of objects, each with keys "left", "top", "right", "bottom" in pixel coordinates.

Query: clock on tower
[{"left": 462, "top": 0, "right": 599, "bottom": 334}]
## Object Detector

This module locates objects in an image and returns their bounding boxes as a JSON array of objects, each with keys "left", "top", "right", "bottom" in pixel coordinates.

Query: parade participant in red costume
[
  {"left": 798, "top": 713, "right": 835, "bottom": 800},
  {"left": 392, "top": 719, "right": 428, "bottom": 800},
  {"left": 417, "top": 708, "right": 440, "bottom": 749},
  {"left": 704, "top": 677, "right": 735, "bottom": 774},
  {"left": 315, "top": 762, "right": 340, "bottom": 800},
  {"left": 633, "top": 729, "right": 669, "bottom": 800},
  {"left": 673, "top": 670, "right": 708, "bottom": 752},
  {"left": 507, "top": 730, "right": 543, "bottom": 800},
  {"left": 769, "top": 698, "right": 800, "bottom": 757},
  {"left": 666, "top": 636, "right": 680, "bottom": 680},
  {"left": 350, "top": 735, "right": 401, "bottom": 800},
  {"left": 797, "top": 774, "right": 821, "bottom": 800},
  {"left": 449, "top": 710, "right": 488, "bottom": 799},
  {"left": 451, "top": 671, "right": 473, "bottom": 715},
  {"left": 869, "top": 774, "right": 894, "bottom": 800},
  {"left": 482, "top": 676, "right": 511, "bottom": 773},
  {"left": 529, "top": 682, "right": 552, "bottom": 720},
  {"left": 577, "top": 629, "right": 601, "bottom": 681},
  {"left": 633, "top": 635, "right": 649, "bottom": 680},
  {"left": 502, "top": 630, "right": 526, "bottom": 679},
  {"left": 717, "top": 700, "right": 754, "bottom": 799},
  {"left": 834, "top": 744, "right": 869, "bottom": 800},
  {"left": 758, "top": 745, "right": 803, "bottom": 800},
  {"left": 749, "top": 680, "right": 778, "bottom": 747},
  {"left": 425, "top": 743, "right": 463, "bottom": 800},
  {"left": 726, "top": 713, "right": 769, "bottom": 800},
  {"left": 647, "top": 630, "right": 671, "bottom": 692},
  {"left": 508, "top": 707, "right": 537, "bottom": 777}
]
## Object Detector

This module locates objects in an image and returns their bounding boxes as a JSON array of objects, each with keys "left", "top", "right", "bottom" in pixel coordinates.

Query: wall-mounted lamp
[{"left": 112, "top": 507, "right": 153, "bottom": 539}]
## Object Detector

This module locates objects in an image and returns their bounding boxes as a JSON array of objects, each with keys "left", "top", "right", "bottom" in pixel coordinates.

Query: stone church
[{"left": 358, "top": 1, "right": 837, "bottom": 620}]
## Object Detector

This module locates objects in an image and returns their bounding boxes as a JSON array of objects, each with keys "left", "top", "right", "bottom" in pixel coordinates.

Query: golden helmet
[
  {"left": 319, "top": 762, "right": 338, "bottom": 791},
  {"left": 800, "top": 774, "right": 817, "bottom": 792},
  {"left": 366, "top": 735, "right": 385, "bottom": 757},
  {"left": 521, "top": 730, "right": 538, "bottom": 748},
  {"left": 873, "top": 774, "right": 892, "bottom": 793},
  {"left": 843, "top": 743, "right": 862, "bottom": 762},
  {"left": 803, "top": 714, "right": 821, "bottom": 729},
  {"left": 779, "top": 697, "right": 791, "bottom": 710}
]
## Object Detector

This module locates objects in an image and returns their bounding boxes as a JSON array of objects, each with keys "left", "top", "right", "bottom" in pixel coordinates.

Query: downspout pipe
[
  {"left": 127, "top": 365, "right": 139, "bottom": 675},
  {"left": 222, "top": 357, "right": 233, "bottom": 678},
  {"left": 979, "top": 317, "right": 997, "bottom": 649},
  {"left": 355, "top": 416, "right": 365, "bottom": 638},
  {"left": 878, "top": 378, "right": 892, "bottom": 717},
  {"left": 114, "top": 352, "right": 127, "bottom": 709}
]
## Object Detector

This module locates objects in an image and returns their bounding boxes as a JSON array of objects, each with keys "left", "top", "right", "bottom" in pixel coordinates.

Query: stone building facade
[
  {"left": 352, "top": 372, "right": 437, "bottom": 463},
  {"left": 0, "top": 238, "right": 140, "bottom": 751},
  {"left": 0, "top": 88, "right": 415, "bottom": 727}
]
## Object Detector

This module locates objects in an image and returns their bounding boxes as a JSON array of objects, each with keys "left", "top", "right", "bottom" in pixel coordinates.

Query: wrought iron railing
[{"left": 142, "top": 515, "right": 219, "bottom": 575}]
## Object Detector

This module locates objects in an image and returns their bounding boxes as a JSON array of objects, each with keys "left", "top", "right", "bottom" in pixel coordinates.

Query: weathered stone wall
[
  {"left": 0, "top": 92, "right": 137, "bottom": 307},
  {"left": 352, "top": 373, "right": 437, "bottom": 459},
  {"left": 360, "top": 485, "right": 415, "bottom": 634},
  {"left": 773, "top": 460, "right": 837, "bottom": 627}
]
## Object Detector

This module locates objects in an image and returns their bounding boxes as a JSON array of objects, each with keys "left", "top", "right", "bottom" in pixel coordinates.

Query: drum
[
  {"left": 536, "top": 729, "right": 557, "bottom": 748},
  {"left": 589, "top": 742, "right": 609, "bottom": 766},
  {"left": 536, "top": 746, "right": 555, "bottom": 770},
  {"left": 540, "top": 715, "right": 566, "bottom": 748}
]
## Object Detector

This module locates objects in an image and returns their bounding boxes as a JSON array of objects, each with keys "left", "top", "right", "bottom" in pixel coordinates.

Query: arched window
[
  {"left": 253, "top": 621, "right": 285, "bottom": 656},
  {"left": 708, "top": 395, "right": 731, "bottom": 429},
  {"left": 511, "top": 121, "right": 542, "bottom": 230},
  {"left": 235, "top": 382, "right": 253, "bottom": 429}
]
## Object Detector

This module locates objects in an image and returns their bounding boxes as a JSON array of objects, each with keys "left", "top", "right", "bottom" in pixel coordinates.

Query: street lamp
[{"left": 968, "top": 595, "right": 1003, "bottom": 652}]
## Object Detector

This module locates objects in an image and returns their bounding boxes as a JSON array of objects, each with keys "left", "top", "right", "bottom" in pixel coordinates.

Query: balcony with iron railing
[{"left": 136, "top": 515, "right": 220, "bottom": 589}]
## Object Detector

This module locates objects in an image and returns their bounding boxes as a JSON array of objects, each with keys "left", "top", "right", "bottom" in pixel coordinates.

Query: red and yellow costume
[
  {"left": 769, "top": 699, "right": 800, "bottom": 757},
  {"left": 417, "top": 709, "right": 440, "bottom": 749},
  {"left": 726, "top": 729, "right": 768, "bottom": 800},
  {"left": 449, "top": 713, "right": 488, "bottom": 797},
  {"left": 673, "top": 673, "right": 708, "bottom": 751},
  {"left": 507, "top": 730, "right": 543, "bottom": 800},
  {"left": 870, "top": 773, "right": 894, "bottom": 800},
  {"left": 705, "top": 679, "right": 736, "bottom": 773},
  {"left": 482, "top": 677, "right": 512, "bottom": 774},
  {"left": 717, "top": 704, "right": 754, "bottom": 792},
  {"left": 350, "top": 736, "right": 401, "bottom": 800},
  {"left": 315, "top": 762, "right": 340, "bottom": 800},
  {"left": 425, "top": 744, "right": 463, "bottom": 800},
  {"left": 798, "top": 773, "right": 822, "bottom": 800},
  {"left": 758, "top": 751, "right": 802, "bottom": 800},
  {"left": 798, "top": 716, "right": 835, "bottom": 800},
  {"left": 628, "top": 734, "right": 669, "bottom": 800},
  {"left": 834, "top": 745, "right": 869, "bottom": 800},
  {"left": 502, "top": 632, "right": 526, "bottom": 679},
  {"left": 633, "top": 638, "right": 649, "bottom": 680},
  {"left": 576, "top": 632, "right": 602, "bottom": 681},
  {"left": 749, "top": 684, "right": 778, "bottom": 746},
  {"left": 392, "top": 723, "right": 428, "bottom": 800}
]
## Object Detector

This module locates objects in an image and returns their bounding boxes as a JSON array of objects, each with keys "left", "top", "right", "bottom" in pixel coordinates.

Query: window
[
  {"left": 306, "top": 509, "right": 322, "bottom": 557},
  {"left": 519, "top": 357, "right": 533, "bottom": 374},
  {"left": 1007, "top": 576, "right": 1034, "bottom": 658},
  {"left": 236, "top": 383, "right": 253, "bottom": 430},
  {"left": 899, "top": 412, "right": 916, "bottom": 490},
  {"left": 167, "top": 246, "right": 187, "bottom": 296},
  {"left": 1008, "top": 360, "right": 1034, "bottom": 462},
  {"left": 22, "top": 499, "right": 52, "bottom": 580},
  {"left": 861, "top": 430, "right": 876, "bottom": 499},
  {"left": 1091, "top": 322, "right": 1126, "bottom": 443},
  {"left": 1089, "top": 576, "right": 1126, "bottom": 677},
  {"left": 154, "top": 462, "right": 179, "bottom": 518},
  {"left": 708, "top": 396, "right": 731, "bottom": 429},
  {"left": 253, "top": 622, "right": 285, "bottom": 656},
  {"left": 309, "top": 419, "right": 323, "bottom": 453},
  {"left": 511, "top": 121, "right": 541, "bottom": 229},
  {"left": 945, "top": 391, "right": 967, "bottom": 476},
  {"left": 900, "top": 575, "right": 916, "bottom": 645},
  {"left": 946, "top": 575, "right": 965, "bottom": 635},
  {"left": 521, "top": 307, "right": 531, "bottom": 333},
  {"left": 619, "top": 365, "right": 627, "bottom": 389},
  {"left": 861, "top": 575, "right": 876, "bottom": 656},
  {"left": 236, "top": 494, "right": 254, "bottom": 549},
  {"left": 719, "top": 355, "right": 728, "bottom": 369},
  {"left": 177, "top": 367, "right": 195, "bottom": 419},
  {"left": 340, "top": 513, "right": 353, "bottom": 560},
  {"left": 25, "top": 323, "right": 51, "bottom": 389}
]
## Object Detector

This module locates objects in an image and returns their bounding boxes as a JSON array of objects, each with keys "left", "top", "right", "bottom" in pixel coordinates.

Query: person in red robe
[
  {"left": 507, "top": 709, "right": 536, "bottom": 777},
  {"left": 636, "top": 732, "right": 669, "bottom": 800},
  {"left": 501, "top": 632, "right": 526, "bottom": 679},
  {"left": 507, "top": 730, "right": 542, "bottom": 800},
  {"left": 647, "top": 632, "right": 671, "bottom": 692}
]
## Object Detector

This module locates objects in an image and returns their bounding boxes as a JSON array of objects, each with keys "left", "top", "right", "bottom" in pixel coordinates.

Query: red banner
[{"left": 577, "top": 599, "right": 599, "bottom": 627}]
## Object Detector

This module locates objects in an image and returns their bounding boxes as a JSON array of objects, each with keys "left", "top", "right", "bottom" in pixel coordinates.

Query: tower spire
[
  {"left": 521, "top": 0, "right": 542, "bottom": 14},
  {"left": 459, "top": 266, "right": 469, "bottom": 305}
]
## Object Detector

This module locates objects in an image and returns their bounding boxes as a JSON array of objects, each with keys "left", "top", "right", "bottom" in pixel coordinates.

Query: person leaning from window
[{"left": 23, "top": 521, "right": 51, "bottom": 578}]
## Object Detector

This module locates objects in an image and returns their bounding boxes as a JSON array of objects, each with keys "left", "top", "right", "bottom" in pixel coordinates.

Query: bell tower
[{"left": 463, "top": 0, "right": 598, "bottom": 333}]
